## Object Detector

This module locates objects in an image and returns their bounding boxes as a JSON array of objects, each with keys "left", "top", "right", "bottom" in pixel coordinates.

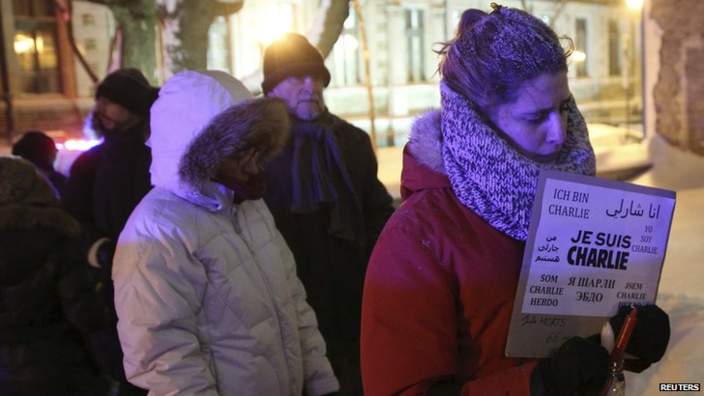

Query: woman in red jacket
[{"left": 361, "top": 4, "right": 669, "bottom": 396}]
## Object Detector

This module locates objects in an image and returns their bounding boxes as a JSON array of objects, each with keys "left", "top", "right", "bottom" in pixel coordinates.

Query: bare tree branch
[
  {"left": 307, "top": 0, "right": 350, "bottom": 57},
  {"left": 520, "top": 0, "right": 532, "bottom": 13},
  {"left": 551, "top": 0, "right": 568, "bottom": 29},
  {"left": 54, "top": 0, "right": 99, "bottom": 83}
]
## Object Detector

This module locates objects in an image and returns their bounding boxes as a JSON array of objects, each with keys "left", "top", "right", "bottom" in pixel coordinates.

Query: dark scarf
[
  {"left": 289, "top": 112, "right": 364, "bottom": 246},
  {"left": 440, "top": 81, "right": 596, "bottom": 241}
]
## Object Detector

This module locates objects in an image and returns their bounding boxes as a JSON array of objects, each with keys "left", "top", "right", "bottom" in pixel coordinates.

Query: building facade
[
  {"left": 0, "top": 0, "right": 113, "bottom": 143},
  {"left": 216, "top": 0, "right": 644, "bottom": 146},
  {"left": 1, "top": 0, "right": 644, "bottom": 149}
]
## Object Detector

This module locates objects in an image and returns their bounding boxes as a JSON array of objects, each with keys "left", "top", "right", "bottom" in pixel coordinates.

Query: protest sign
[{"left": 506, "top": 170, "right": 676, "bottom": 357}]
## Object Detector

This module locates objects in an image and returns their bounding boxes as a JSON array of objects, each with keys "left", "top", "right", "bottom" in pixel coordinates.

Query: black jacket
[
  {"left": 264, "top": 112, "right": 394, "bottom": 349},
  {"left": 61, "top": 126, "right": 151, "bottom": 396},
  {"left": 0, "top": 211, "right": 111, "bottom": 396},
  {"left": 63, "top": 129, "right": 152, "bottom": 252}
]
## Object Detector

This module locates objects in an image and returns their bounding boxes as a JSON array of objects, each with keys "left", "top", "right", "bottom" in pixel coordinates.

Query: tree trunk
[
  {"left": 83, "top": 0, "right": 159, "bottom": 83},
  {"left": 157, "top": 0, "right": 244, "bottom": 79},
  {"left": 307, "top": 0, "right": 350, "bottom": 58},
  {"left": 113, "top": 4, "right": 158, "bottom": 82},
  {"left": 84, "top": 0, "right": 347, "bottom": 86}
]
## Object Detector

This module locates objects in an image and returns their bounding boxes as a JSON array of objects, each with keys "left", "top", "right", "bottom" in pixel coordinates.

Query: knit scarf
[
  {"left": 289, "top": 113, "right": 364, "bottom": 246},
  {"left": 440, "top": 81, "right": 596, "bottom": 241}
]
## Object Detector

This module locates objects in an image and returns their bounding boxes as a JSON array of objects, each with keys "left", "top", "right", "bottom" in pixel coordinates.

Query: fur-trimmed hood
[
  {"left": 400, "top": 111, "right": 451, "bottom": 201},
  {"left": 0, "top": 156, "right": 79, "bottom": 236},
  {"left": 149, "top": 70, "right": 289, "bottom": 211},
  {"left": 407, "top": 110, "right": 445, "bottom": 175}
]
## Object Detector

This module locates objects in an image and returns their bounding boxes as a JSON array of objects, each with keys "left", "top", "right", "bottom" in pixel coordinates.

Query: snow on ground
[{"left": 624, "top": 136, "right": 704, "bottom": 394}]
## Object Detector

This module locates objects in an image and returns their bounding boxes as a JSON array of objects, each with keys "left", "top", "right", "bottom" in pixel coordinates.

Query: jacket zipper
[{"left": 232, "top": 205, "right": 293, "bottom": 394}]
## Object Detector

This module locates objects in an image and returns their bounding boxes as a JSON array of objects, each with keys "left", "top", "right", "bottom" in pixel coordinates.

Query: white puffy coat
[{"left": 113, "top": 71, "right": 339, "bottom": 396}]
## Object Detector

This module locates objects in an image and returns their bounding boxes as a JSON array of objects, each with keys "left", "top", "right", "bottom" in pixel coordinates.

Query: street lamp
[{"left": 253, "top": 8, "right": 292, "bottom": 46}]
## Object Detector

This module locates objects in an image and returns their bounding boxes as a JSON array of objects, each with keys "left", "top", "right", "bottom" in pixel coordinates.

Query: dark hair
[
  {"left": 11, "top": 130, "right": 57, "bottom": 171},
  {"left": 439, "top": 4, "right": 570, "bottom": 111}
]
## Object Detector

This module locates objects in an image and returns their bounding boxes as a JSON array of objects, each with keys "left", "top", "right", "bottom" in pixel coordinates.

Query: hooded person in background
[
  {"left": 11, "top": 131, "right": 67, "bottom": 197},
  {"left": 112, "top": 70, "right": 339, "bottom": 395},
  {"left": 62, "top": 68, "right": 158, "bottom": 396},
  {"left": 63, "top": 68, "right": 158, "bottom": 270},
  {"left": 361, "top": 5, "right": 670, "bottom": 396},
  {"left": 261, "top": 33, "right": 394, "bottom": 395},
  {"left": 0, "top": 157, "right": 113, "bottom": 396}
]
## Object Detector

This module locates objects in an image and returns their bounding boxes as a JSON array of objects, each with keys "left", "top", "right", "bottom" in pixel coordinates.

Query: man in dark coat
[
  {"left": 261, "top": 33, "right": 394, "bottom": 395},
  {"left": 62, "top": 68, "right": 158, "bottom": 396},
  {"left": 63, "top": 68, "right": 157, "bottom": 269}
]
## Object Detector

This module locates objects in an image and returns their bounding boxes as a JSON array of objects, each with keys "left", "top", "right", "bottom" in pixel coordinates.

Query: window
[
  {"left": 12, "top": 0, "right": 53, "bottom": 17},
  {"left": 81, "top": 13, "right": 95, "bottom": 26},
  {"left": 329, "top": 9, "right": 361, "bottom": 87},
  {"left": 84, "top": 38, "right": 97, "bottom": 51},
  {"left": 12, "top": 0, "right": 61, "bottom": 93},
  {"left": 405, "top": 8, "right": 425, "bottom": 83},
  {"left": 575, "top": 18, "right": 588, "bottom": 78},
  {"left": 608, "top": 20, "right": 621, "bottom": 76}
]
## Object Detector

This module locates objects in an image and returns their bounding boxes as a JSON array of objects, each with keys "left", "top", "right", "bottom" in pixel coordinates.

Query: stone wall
[{"left": 650, "top": 0, "right": 704, "bottom": 154}]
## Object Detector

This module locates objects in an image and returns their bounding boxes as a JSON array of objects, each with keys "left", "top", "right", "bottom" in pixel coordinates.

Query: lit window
[{"left": 12, "top": 0, "right": 61, "bottom": 93}]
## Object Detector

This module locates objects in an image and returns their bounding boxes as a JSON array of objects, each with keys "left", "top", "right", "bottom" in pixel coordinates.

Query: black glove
[
  {"left": 610, "top": 304, "right": 670, "bottom": 371},
  {"left": 531, "top": 336, "right": 610, "bottom": 396}
]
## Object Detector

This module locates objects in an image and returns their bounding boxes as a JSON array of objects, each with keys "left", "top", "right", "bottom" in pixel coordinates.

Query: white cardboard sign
[{"left": 505, "top": 170, "right": 676, "bottom": 357}]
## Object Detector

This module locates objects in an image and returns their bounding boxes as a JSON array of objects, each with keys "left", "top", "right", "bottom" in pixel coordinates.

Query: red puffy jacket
[{"left": 361, "top": 112, "right": 538, "bottom": 395}]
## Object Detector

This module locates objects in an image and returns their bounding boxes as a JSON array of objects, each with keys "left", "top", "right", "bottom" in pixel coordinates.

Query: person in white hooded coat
[{"left": 112, "top": 70, "right": 340, "bottom": 396}]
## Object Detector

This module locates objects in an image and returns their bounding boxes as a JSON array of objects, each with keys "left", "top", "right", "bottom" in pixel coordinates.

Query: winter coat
[
  {"left": 0, "top": 157, "right": 111, "bottom": 396},
  {"left": 113, "top": 70, "right": 339, "bottom": 396},
  {"left": 360, "top": 112, "right": 538, "bottom": 396},
  {"left": 263, "top": 112, "right": 394, "bottom": 350},
  {"left": 62, "top": 117, "right": 152, "bottom": 395},
  {"left": 63, "top": 126, "right": 152, "bottom": 247}
]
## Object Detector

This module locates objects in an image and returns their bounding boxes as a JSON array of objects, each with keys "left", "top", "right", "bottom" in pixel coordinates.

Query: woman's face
[
  {"left": 213, "top": 147, "right": 268, "bottom": 201},
  {"left": 489, "top": 72, "right": 571, "bottom": 162}
]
